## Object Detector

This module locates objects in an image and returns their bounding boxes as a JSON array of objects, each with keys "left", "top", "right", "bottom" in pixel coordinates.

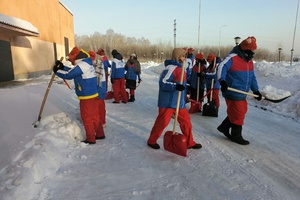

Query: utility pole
[
  {"left": 197, "top": 0, "right": 201, "bottom": 53},
  {"left": 174, "top": 19, "right": 176, "bottom": 48},
  {"left": 290, "top": 0, "right": 299, "bottom": 65}
]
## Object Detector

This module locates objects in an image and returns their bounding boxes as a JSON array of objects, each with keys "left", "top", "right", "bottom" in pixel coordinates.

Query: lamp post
[
  {"left": 278, "top": 47, "right": 282, "bottom": 62},
  {"left": 234, "top": 36, "right": 241, "bottom": 46},
  {"left": 290, "top": 49, "right": 294, "bottom": 65},
  {"left": 160, "top": 51, "right": 164, "bottom": 62},
  {"left": 290, "top": 0, "right": 299, "bottom": 65},
  {"left": 218, "top": 25, "right": 227, "bottom": 57}
]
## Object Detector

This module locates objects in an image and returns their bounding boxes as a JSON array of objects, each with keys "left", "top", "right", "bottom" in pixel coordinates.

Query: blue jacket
[
  {"left": 111, "top": 58, "right": 125, "bottom": 79},
  {"left": 189, "top": 61, "right": 207, "bottom": 89},
  {"left": 186, "top": 55, "right": 194, "bottom": 82},
  {"left": 217, "top": 46, "right": 259, "bottom": 100},
  {"left": 101, "top": 55, "right": 111, "bottom": 72},
  {"left": 157, "top": 60, "right": 187, "bottom": 109},
  {"left": 94, "top": 60, "right": 107, "bottom": 99},
  {"left": 206, "top": 58, "right": 222, "bottom": 90},
  {"left": 125, "top": 59, "right": 141, "bottom": 81},
  {"left": 55, "top": 58, "right": 98, "bottom": 100}
]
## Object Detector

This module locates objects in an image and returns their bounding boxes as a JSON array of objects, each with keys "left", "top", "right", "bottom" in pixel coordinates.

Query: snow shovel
[
  {"left": 227, "top": 87, "right": 291, "bottom": 103},
  {"left": 105, "top": 84, "right": 114, "bottom": 99},
  {"left": 33, "top": 57, "right": 64, "bottom": 128},
  {"left": 163, "top": 61, "right": 187, "bottom": 157},
  {"left": 202, "top": 79, "right": 218, "bottom": 117},
  {"left": 189, "top": 62, "right": 201, "bottom": 113}
]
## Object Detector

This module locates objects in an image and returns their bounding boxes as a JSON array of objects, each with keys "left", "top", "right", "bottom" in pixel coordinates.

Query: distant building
[{"left": 0, "top": 0, "right": 75, "bottom": 82}]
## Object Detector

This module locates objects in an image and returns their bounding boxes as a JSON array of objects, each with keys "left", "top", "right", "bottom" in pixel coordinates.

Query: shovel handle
[
  {"left": 227, "top": 87, "right": 265, "bottom": 100},
  {"left": 172, "top": 60, "right": 186, "bottom": 134}
]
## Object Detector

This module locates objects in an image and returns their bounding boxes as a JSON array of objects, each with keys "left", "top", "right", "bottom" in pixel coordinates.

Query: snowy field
[{"left": 0, "top": 61, "right": 299, "bottom": 200}]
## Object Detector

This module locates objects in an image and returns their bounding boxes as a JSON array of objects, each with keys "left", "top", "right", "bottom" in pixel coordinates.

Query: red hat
[
  {"left": 89, "top": 51, "right": 96, "bottom": 61},
  {"left": 195, "top": 53, "right": 204, "bottom": 60},
  {"left": 240, "top": 36, "right": 257, "bottom": 51},
  {"left": 207, "top": 53, "right": 216, "bottom": 62},
  {"left": 188, "top": 48, "right": 195, "bottom": 54},
  {"left": 97, "top": 48, "right": 105, "bottom": 55},
  {"left": 68, "top": 47, "right": 81, "bottom": 64}
]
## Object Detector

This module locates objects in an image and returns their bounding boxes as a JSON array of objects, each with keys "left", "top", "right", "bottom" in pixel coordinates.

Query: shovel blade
[
  {"left": 264, "top": 95, "right": 291, "bottom": 103},
  {"left": 163, "top": 131, "right": 187, "bottom": 157},
  {"left": 105, "top": 91, "right": 114, "bottom": 99},
  {"left": 202, "top": 102, "right": 218, "bottom": 117},
  {"left": 189, "top": 100, "right": 201, "bottom": 114}
]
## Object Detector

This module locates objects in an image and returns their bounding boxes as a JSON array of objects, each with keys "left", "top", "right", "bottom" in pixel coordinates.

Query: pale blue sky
[{"left": 59, "top": 0, "right": 299, "bottom": 56}]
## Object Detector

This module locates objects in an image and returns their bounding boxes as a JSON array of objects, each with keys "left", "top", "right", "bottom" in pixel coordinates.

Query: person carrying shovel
[
  {"left": 217, "top": 36, "right": 262, "bottom": 145},
  {"left": 147, "top": 48, "right": 202, "bottom": 150}
]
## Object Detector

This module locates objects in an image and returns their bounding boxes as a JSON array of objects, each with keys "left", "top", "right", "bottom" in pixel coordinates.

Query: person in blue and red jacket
[
  {"left": 188, "top": 53, "right": 207, "bottom": 112},
  {"left": 186, "top": 47, "right": 195, "bottom": 82},
  {"left": 96, "top": 48, "right": 111, "bottom": 92},
  {"left": 217, "top": 36, "right": 262, "bottom": 145},
  {"left": 110, "top": 49, "right": 128, "bottom": 103},
  {"left": 205, "top": 53, "right": 221, "bottom": 109},
  {"left": 125, "top": 53, "right": 141, "bottom": 102},
  {"left": 53, "top": 47, "right": 105, "bottom": 144},
  {"left": 89, "top": 50, "right": 107, "bottom": 129},
  {"left": 147, "top": 48, "right": 202, "bottom": 150}
]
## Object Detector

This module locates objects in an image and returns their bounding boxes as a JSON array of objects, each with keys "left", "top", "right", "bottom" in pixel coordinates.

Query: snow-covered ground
[{"left": 0, "top": 61, "right": 299, "bottom": 200}]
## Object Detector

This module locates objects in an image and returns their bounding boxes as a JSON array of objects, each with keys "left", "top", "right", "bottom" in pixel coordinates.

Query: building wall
[{"left": 0, "top": 0, "right": 74, "bottom": 80}]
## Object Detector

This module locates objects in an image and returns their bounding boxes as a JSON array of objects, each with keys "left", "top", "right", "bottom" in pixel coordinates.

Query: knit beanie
[
  {"left": 68, "top": 47, "right": 80, "bottom": 64},
  {"left": 171, "top": 48, "right": 187, "bottom": 61},
  {"left": 97, "top": 48, "right": 105, "bottom": 55},
  {"left": 195, "top": 53, "right": 205, "bottom": 60},
  {"left": 240, "top": 36, "right": 257, "bottom": 51},
  {"left": 111, "top": 49, "right": 118, "bottom": 57},
  {"left": 207, "top": 53, "right": 216, "bottom": 62},
  {"left": 88, "top": 50, "right": 96, "bottom": 61}
]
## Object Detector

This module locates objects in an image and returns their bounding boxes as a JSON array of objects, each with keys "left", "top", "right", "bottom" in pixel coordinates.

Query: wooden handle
[
  {"left": 172, "top": 61, "right": 186, "bottom": 134},
  {"left": 227, "top": 87, "right": 265, "bottom": 99}
]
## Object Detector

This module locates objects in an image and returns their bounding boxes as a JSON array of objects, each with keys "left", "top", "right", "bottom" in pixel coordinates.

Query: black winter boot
[
  {"left": 217, "top": 116, "right": 232, "bottom": 139},
  {"left": 128, "top": 95, "right": 135, "bottom": 102},
  {"left": 230, "top": 124, "right": 250, "bottom": 145}
]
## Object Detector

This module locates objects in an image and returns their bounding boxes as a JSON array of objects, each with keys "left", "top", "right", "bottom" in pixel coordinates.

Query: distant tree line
[{"left": 75, "top": 29, "right": 286, "bottom": 62}]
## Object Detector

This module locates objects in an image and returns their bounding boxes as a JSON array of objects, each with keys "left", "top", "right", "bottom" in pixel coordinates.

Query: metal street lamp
[
  {"left": 160, "top": 51, "right": 164, "bottom": 62},
  {"left": 278, "top": 47, "right": 282, "bottom": 62},
  {"left": 290, "top": 49, "right": 294, "bottom": 65},
  {"left": 234, "top": 36, "right": 241, "bottom": 46},
  {"left": 218, "top": 25, "right": 227, "bottom": 57},
  {"left": 290, "top": 0, "right": 299, "bottom": 65}
]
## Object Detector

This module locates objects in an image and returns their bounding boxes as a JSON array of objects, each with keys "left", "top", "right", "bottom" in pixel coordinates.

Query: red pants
[
  {"left": 96, "top": 99, "right": 106, "bottom": 125},
  {"left": 147, "top": 108, "right": 197, "bottom": 148},
  {"left": 80, "top": 98, "right": 105, "bottom": 142},
  {"left": 112, "top": 78, "right": 128, "bottom": 103},
  {"left": 225, "top": 99, "right": 248, "bottom": 125}
]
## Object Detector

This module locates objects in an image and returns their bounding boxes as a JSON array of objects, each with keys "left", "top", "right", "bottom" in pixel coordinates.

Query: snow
[{"left": 0, "top": 61, "right": 300, "bottom": 200}]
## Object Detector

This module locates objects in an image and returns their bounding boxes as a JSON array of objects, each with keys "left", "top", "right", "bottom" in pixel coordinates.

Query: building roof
[{"left": 0, "top": 13, "right": 39, "bottom": 36}]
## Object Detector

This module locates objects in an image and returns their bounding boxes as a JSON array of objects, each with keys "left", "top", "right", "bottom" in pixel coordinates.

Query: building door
[{"left": 0, "top": 40, "right": 14, "bottom": 82}]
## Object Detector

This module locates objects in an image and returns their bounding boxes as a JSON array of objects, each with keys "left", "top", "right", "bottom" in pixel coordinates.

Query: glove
[
  {"left": 254, "top": 91, "right": 262, "bottom": 101},
  {"left": 138, "top": 79, "right": 142, "bottom": 83},
  {"left": 110, "top": 78, "right": 114, "bottom": 84},
  {"left": 175, "top": 84, "right": 185, "bottom": 91},
  {"left": 220, "top": 80, "right": 228, "bottom": 92},
  {"left": 53, "top": 60, "right": 64, "bottom": 73}
]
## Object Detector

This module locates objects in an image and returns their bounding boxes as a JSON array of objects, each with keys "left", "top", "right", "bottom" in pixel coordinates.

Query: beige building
[{"left": 0, "top": 0, "right": 74, "bottom": 81}]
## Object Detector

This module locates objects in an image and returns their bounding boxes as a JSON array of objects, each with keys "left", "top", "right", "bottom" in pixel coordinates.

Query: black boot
[
  {"left": 128, "top": 95, "right": 135, "bottom": 102},
  {"left": 230, "top": 124, "right": 250, "bottom": 145},
  {"left": 217, "top": 116, "right": 232, "bottom": 139}
]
